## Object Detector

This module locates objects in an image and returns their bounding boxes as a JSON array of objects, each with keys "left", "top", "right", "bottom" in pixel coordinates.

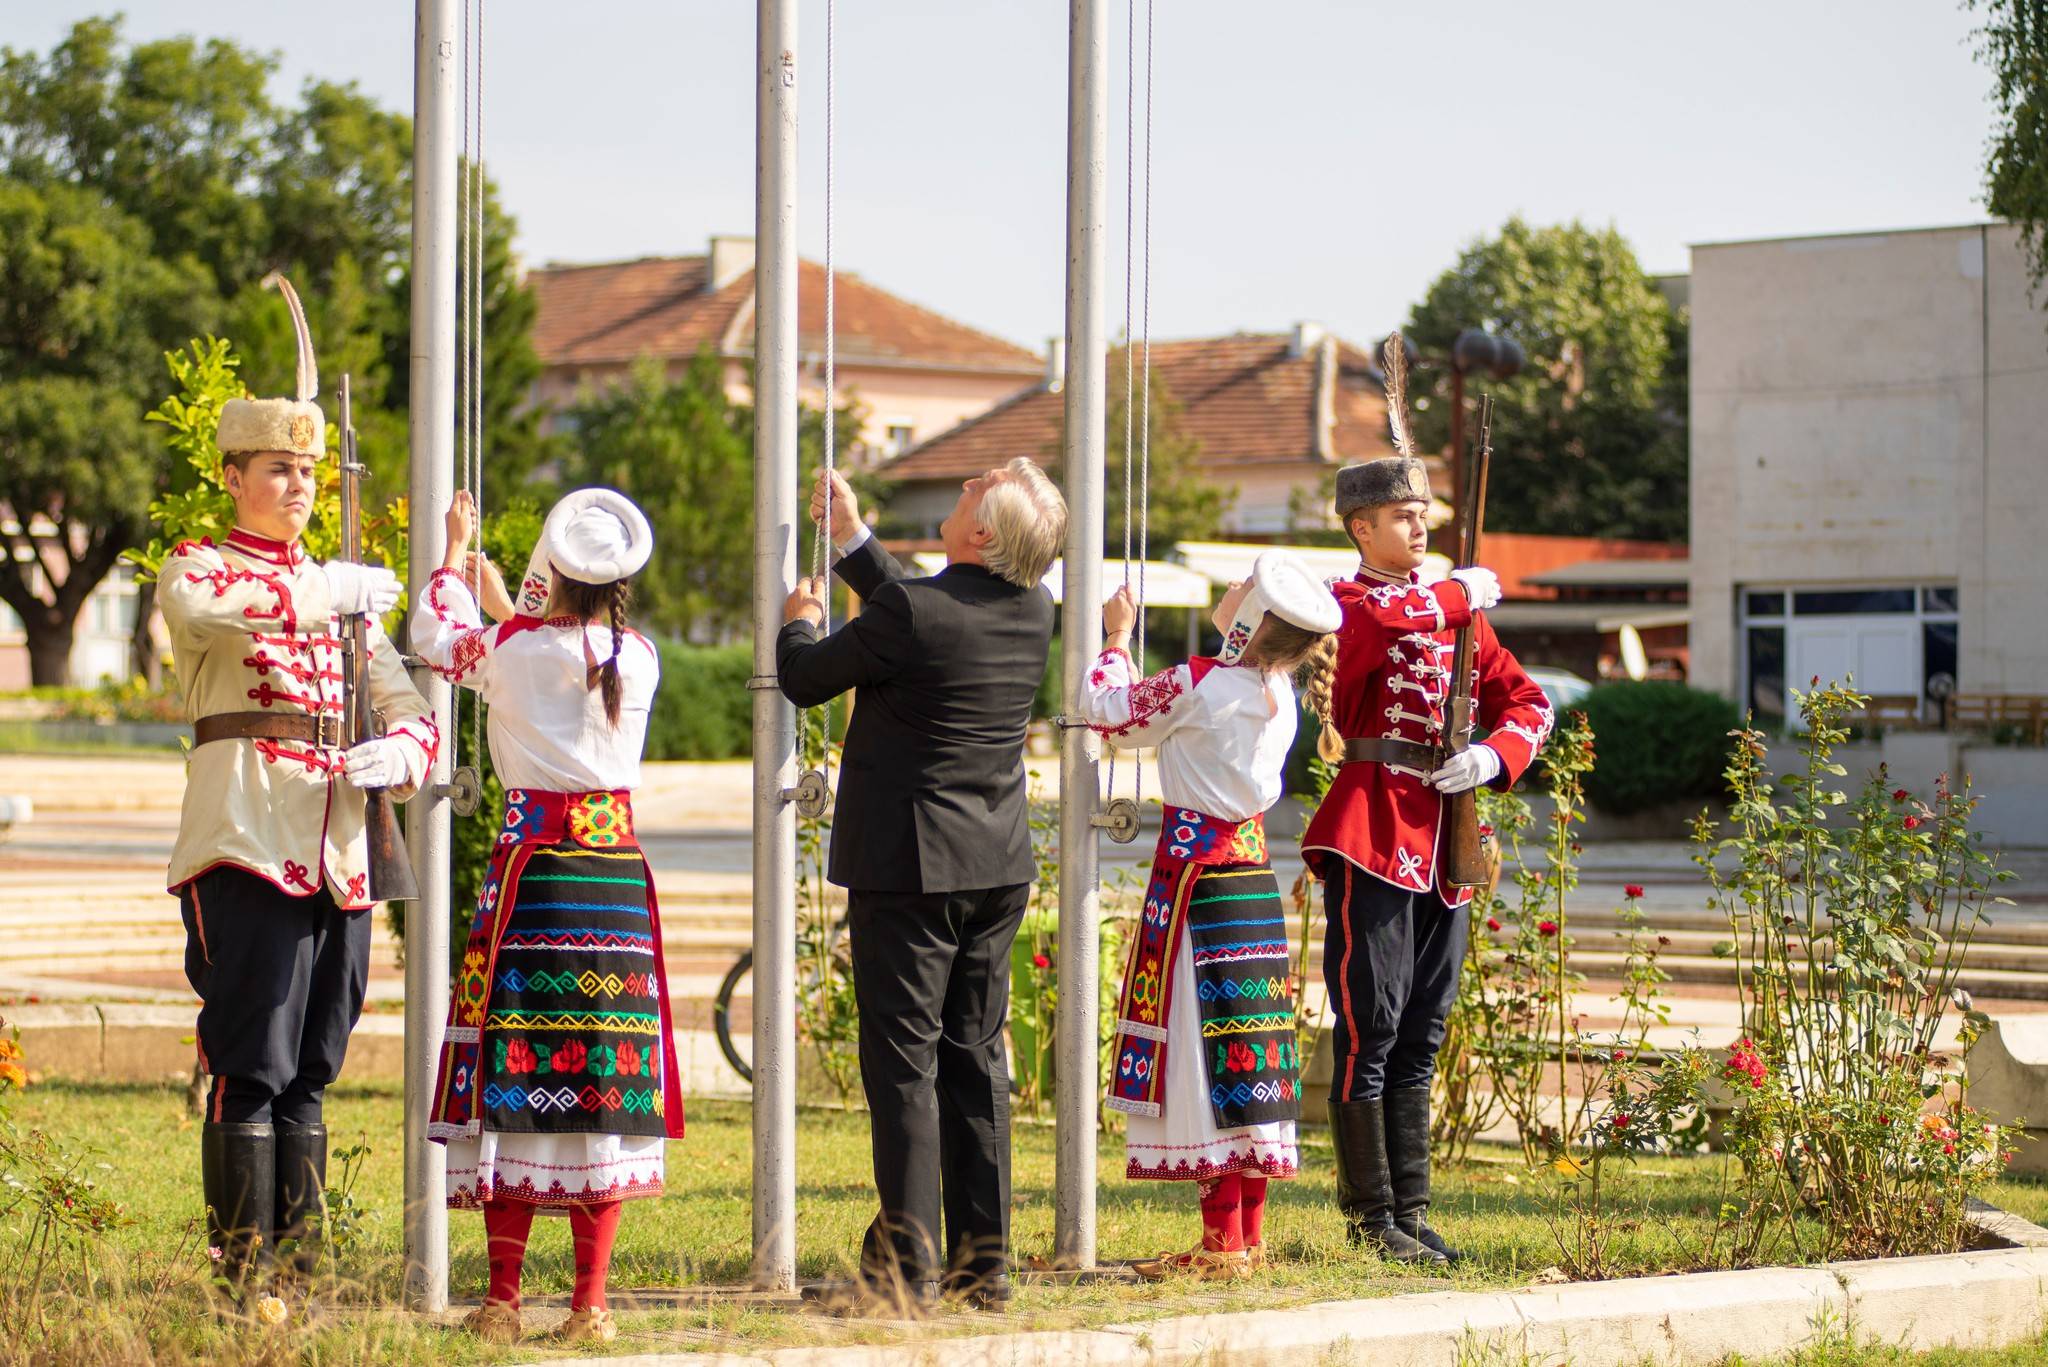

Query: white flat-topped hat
[
  {"left": 515, "top": 488, "right": 653, "bottom": 615},
  {"left": 1217, "top": 548, "right": 1343, "bottom": 664}
]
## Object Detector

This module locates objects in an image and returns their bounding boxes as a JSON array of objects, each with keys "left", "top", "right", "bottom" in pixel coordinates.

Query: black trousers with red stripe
[
  {"left": 179, "top": 864, "right": 371, "bottom": 1125},
  {"left": 1321, "top": 860, "right": 1467, "bottom": 1104}
]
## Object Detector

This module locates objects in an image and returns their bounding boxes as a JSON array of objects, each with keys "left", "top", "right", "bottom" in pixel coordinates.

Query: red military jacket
[{"left": 1301, "top": 564, "right": 1553, "bottom": 907}]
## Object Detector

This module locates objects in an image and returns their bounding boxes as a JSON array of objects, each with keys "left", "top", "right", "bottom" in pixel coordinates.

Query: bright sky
[{"left": 15, "top": 2, "right": 2002, "bottom": 353}]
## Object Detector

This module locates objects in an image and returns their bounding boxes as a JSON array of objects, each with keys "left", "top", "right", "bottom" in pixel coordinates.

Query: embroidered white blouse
[
  {"left": 1079, "top": 647, "right": 1298, "bottom": 823},
  {"left": 408, "top": 568, "right": 660, "bottom": 794}
]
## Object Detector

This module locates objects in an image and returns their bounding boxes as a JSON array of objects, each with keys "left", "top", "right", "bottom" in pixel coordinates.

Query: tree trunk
[
  {"left": 25, "top": 614, "right": 74, "bottom": 686},
  {"left": 130, "top": 577, "right": 160, "bottom": 686}
]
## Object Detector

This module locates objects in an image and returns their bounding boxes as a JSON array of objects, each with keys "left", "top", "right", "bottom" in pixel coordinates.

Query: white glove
[
  {"left": 341, "top": 737, "right": 409, "bottom": 790},
  {"left": 1429, "top": 743, "right": 1502, "bottom": 794},
  {"left": 323, "top": 561, "right": 403, "bottom": 616},
  {"left": 1449, "top": 566, "right": 1502, "bottom": 612}
]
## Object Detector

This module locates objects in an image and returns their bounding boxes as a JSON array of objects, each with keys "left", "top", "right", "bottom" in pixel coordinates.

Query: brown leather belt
[
  {"left": 194, "top": 711, "right": 344, "bottom": 750},
  {"left": 1343, "top": 737, "right": 1440, "bottom": 771}
]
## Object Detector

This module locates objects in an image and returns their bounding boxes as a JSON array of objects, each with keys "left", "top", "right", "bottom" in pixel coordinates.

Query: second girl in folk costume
[
  {"left": 1085, "top": 552, "right": 1342, "bottom": 1279},
  {"left": 416, "top": 489, "right": 683, "bottom": 1346}
]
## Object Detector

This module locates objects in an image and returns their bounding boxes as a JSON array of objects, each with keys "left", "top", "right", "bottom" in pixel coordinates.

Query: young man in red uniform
[{"left": 1301, "top": 456, "right": 1552, "bottom": 1263}]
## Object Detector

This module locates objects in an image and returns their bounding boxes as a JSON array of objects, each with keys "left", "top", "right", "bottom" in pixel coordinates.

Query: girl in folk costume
[
  {"left": 1085, "top": 551, "right": 1342, "bottom": 1280},
  {"left": 414, "top": 489, "right": 683, "bottom": 1345}
]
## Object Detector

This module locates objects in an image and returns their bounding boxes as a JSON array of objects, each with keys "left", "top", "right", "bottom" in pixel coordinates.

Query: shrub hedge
[
  {"left": 645, "top": 641, "right": 755, "bottom": 761},
  {"left": 1575, "top": 680, "right": 1740, "bottom": 814}
]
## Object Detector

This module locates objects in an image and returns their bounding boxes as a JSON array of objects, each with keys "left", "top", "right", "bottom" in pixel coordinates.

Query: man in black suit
[{"left": 778, "top": 460, "right": 1065, "bottom": 1311}]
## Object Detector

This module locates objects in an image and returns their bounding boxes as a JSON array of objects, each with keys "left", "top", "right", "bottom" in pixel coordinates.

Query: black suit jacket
[{"left": 776, "top": 536, "right": 1054, "bottom": 894}]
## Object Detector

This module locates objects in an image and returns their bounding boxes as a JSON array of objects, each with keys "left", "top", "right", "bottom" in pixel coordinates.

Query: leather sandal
[
  {"left": 1132, "top": 1244, "right": 1251, "bottom": 1282},
  {"left": 460, "top": 1298, "right": 522, "bottom": 1344},
  {"left": 554, "top": 1306, "right": 619, "bottom": 1344}
]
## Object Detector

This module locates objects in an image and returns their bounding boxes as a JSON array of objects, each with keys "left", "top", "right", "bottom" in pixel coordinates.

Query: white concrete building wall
[{"left": 1689, "top": 223, "right": 2048, "bottom": 709}]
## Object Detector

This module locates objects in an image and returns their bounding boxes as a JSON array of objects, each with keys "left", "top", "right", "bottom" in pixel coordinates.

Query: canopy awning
[
  {"left": 1172, "top": 539, "right": 1454, "bottom": 587},
  {"left": 908, "top": 553, "right": 1215, "bottom": 608}
]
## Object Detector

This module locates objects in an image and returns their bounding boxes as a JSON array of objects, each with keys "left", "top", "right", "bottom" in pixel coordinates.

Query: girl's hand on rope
[
  {"left": 442, "top": 491, "right": 476, "bottom": 572},
  {"left": 811, "top": 468, "right": 862, "bottom": 546},
  {"left": 466, "top": 551, "right": 515, "bottom": 623},
  {"left": 785, "top": 575, "right": 827, "bottom": 627},
  {"left": 1102, "top": 584, "right": 1139, "bottom": 640}
]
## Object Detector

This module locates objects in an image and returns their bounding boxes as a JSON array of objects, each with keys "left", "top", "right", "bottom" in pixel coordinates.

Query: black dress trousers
[
  {"left": 179, "top": 863, "right": 372, "bottom": 1125},
  {"left": 846, "top": 882, "right": 1031, "bottom": 1286},
  {"left": 1321, "top": 860, "right": 1468, "bottom": 1104}
]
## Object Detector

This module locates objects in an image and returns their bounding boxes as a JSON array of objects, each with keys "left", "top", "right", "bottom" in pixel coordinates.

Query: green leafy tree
[
  {"left": 1405, "top": 218, "right": 1684, "bottom": 541},
  {"left": 1098, "top": 368, "right": 1232, "bottom": 555},
  {"left": 558, "top": 352, "right": 756, "bottom": 638},
  {"left": 0, "top": 17, "right": 542, "bottom": 681},
  {"left": 1968, "top": 0, "right": 2048, "bottom": 293}
]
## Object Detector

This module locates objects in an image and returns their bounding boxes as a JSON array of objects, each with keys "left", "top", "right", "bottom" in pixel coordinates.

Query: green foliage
[
  {"left": 644, "top": 642, "right": 755, "bottom": 761},
  {"left": 1969, "top": 1, "right": 2048, "bottom": 293},
  {"left": 126, "top": 338, "right": 408, "bottom": 585},
  {"left": 1406, "top": 217, "right": 1686, "bottom": 541},
  {"left": 1694, "top": 682, "right": 2018, "bottom": 1261},
  {"left": 0, "top": 17, "right": 543, "bottom": 677},
  {"left": 1097, "top": 368, "right": 1233, "bottom": 552},
  {"left": 1577, "top": 681, "right": 1740, "bottom": 815}
]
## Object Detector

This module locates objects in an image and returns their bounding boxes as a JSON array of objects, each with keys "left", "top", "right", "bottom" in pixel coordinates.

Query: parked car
[{"left": 1524, "top": 665, "right": 1594, "bottom": 714}]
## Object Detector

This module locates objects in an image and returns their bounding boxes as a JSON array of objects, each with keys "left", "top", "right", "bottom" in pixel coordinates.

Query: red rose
[
  {"left": 617, "top": 1041, "right": 643, "bottom": 1077},
  {"left": 1538, "top": 920, "right": 1559, "bottom": 937},
  {"left": 504, "top": 1038, "right": 538, "bottom": 1075},
  {"left": 1486, "top": 917, "right": 1502, "bottom": 933},
  {"left": 1624, "top": 884, "right": 1645, "bottom": 899},
  {"left": 554, "top": 1039, "right": 588, "bottom": 1074},
  {"left": 1903, "top": 816, "right": 1923, "bottom": 830},
  {"left": 1892, "top": 788, "right": 1910, "bottom": 802},
  {"left": 1612, "top": 1113, "right": 1631, "bottom": 1129},
  {"left": 1032, "top": 953, "right": 1051, "bottom": 970},
  {"left": 1478, "top": 824, "right": 1495, "bottom": 838}
]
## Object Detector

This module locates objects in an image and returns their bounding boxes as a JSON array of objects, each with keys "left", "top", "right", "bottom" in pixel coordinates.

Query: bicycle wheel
[{"left": 713, "top": 950, "right": 754, "bottom": 1084}]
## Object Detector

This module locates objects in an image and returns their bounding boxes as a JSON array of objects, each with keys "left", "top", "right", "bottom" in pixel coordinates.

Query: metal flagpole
[
  {"left": 1055, "top": 0, "right": 1109, "bottom": 1270},
  {"left": 749, "top": 0, "right": 800, "bottom": 1292},
  {"left": 403, "top": 0, "right": 458, "bottom": 1314}
]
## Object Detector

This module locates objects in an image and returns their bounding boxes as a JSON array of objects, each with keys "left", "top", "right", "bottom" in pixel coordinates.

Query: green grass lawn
[{"left": 5, "top": 1080, "right": 2046, "bottom": 1364}]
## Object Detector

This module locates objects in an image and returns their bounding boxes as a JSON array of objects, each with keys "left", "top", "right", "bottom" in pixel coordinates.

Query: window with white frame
[{"left": 1739, "top": 584, "right": 1959, "bottom": 724}]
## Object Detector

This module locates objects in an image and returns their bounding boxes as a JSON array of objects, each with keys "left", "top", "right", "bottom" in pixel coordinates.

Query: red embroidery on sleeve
[
  {"left": 1094, "top": 666, "right": 1185, "bottom": 739},
  {"left": 182, "top": 566, "right": 298, "bottom": 633}
]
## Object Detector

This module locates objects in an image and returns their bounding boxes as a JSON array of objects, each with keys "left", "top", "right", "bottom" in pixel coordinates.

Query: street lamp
[{"left": 1444, "top": 327, "right": 1523, "bottom": 547}]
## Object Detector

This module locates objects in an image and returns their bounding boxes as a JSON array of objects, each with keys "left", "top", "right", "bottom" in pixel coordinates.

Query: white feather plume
[
  {"left": 1381, "top": 331, "right": 1414, "bottom": 459},
  {"left": 262, "top": 272, "right": 318, "bottom": 403}
]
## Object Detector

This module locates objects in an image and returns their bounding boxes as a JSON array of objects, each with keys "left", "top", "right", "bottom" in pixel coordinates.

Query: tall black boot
[
  {"left": 274, "top": 1123, "right": 329, "bottom": 1280},
  {"left": 201, "top": 1122, "right": 276, "bottom": 1292},
  {"left": 1328, "top": 1098, "right": 1440, "bottom": 1264},
  {"left": 1386, "top": 1088, "right": 1464, "bottom": 1264}
]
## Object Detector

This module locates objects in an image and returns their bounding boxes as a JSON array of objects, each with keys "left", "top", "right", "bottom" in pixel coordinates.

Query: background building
[
  {"left": 529, "top": 235, "right": 1045, "bottom": 462},
  {"left": 1688, "top": 222, "right": 2047, "bottom": 725}
]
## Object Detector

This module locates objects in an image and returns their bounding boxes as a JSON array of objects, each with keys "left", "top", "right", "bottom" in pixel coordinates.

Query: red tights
[
  {"left": 481, "top": 1197, "right": 624, "bottom": 1310},
  {"left": 1195, "top": 1173, "right": 1270, "bottom": 1252}
]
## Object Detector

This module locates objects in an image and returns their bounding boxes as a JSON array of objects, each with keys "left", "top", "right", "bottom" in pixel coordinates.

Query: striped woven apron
[
  {"left": 428, "top": 788, "right": 685, "bottom": 1143},
  {"left": 1106, "top": 808, "right": 1301, "bottom": 1127}
]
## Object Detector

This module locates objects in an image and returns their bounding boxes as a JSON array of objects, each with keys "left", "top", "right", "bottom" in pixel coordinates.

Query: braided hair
[
  {"left": 1301, "top": 633, "right": 1343, "bottom": 763},
  {"left": 554, "top": 573, "right": 633, "bottom": 730}
]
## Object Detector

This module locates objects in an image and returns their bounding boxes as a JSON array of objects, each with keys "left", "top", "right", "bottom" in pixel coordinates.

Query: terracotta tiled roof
[
  {"left": 530, "top": 257, "right": 1042, "bottom": 374},
  {"left": 878, "top": 331, "right": 1407, "bottom": 482}
]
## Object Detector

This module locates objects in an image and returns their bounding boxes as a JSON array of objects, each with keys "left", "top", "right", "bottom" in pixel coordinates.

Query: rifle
[
  {"left": 1438, "top": 395, "right": 1494, "bottom": 890},
  {"left": 338, "top": 375, "right": 419, "bottom": 903}
]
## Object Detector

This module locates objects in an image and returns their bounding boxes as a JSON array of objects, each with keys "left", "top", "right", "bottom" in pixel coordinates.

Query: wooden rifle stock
[
  {"left": 339, "top": 375, "right": 419, "bottom": 903},
  {"left": 1440, "top": 397, "right": 1494, "bottom": 890}
]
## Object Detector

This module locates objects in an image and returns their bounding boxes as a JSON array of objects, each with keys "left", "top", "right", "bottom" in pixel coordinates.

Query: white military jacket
[{"left": 158, "top": 528, "right": 438, "bottom": 908}]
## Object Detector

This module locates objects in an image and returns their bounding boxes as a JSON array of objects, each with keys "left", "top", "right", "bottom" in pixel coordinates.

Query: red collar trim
[
  {"left": 226, "top": 528, "right": 305, "bottom": 568},
  {"left": 1355, "top": 562, "right": 1417, "bottom": 587}
]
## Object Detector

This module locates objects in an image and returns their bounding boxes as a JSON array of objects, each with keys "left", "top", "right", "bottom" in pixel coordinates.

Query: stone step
[{"left": 1566, "top": 951, "right": 2048, "bottom": 1002}]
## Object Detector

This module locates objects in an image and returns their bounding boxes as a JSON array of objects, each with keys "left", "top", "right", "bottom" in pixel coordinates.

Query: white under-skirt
[
  {"left": 1124, "top": 930, "right": 1299, "bottom": 1182},
  {"left": 446, "top": 1131, "right": 665, "bottom": 1210}
]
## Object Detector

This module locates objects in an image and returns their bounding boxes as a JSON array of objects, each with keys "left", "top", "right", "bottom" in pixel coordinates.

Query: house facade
[
  {"left": 1688, "top": 222, "right": 2048, "bottom": 725},
  {"left": 877, "top": 324, "right": 1414, "bottom": 537},
  {"left": 529, "top": 236, "right": 1045, "bottom": 462}
]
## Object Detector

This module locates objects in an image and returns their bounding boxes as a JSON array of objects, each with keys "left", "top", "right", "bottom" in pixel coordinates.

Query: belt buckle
[{"left": 318, "top": 713, "right": 343, "bottom": 750}]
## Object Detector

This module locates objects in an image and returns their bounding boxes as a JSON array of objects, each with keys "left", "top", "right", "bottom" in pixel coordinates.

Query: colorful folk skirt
[
  {"left": 429, "top": 788, "right": 685, "bottom": 1208},
  {"left": 1107, "top": 808, "right": 1301, "bottom": 1142}
]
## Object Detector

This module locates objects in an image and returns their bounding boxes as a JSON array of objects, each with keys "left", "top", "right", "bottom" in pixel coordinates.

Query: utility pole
[
  {"left": 748, "top": 0, "right": 800, "bottom": 1293},
  {"left": 402, "top": 0, "right": 457, "bottom": 1314},
  {"left": 1054, "top": 0, "right": 1108, "bottom": 1271}
]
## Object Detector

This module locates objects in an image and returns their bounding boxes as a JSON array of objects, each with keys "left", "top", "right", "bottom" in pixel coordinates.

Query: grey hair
[{"left": 976, "top": 457, "right": 1068, "bottom": 588}]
